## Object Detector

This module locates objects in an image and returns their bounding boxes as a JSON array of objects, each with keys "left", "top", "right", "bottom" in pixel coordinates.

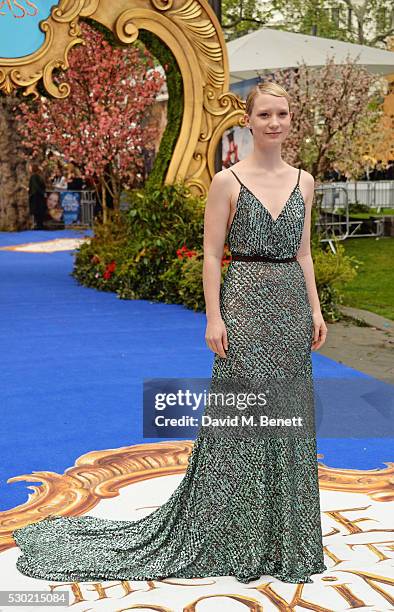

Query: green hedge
[
  {"left": 73, "top": 182, "right": 206, "bottom": 300},
  {"left": 73, "top": 181, "right": 359, "bottom": 322}
]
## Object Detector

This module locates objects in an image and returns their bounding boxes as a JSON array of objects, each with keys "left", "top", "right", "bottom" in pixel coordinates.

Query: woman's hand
[
  {"left": 205, "top": 316, "right": 228, "bottom": 358},
  {"left": 311, "top": 310, "right": 328, "bottom": 350}
]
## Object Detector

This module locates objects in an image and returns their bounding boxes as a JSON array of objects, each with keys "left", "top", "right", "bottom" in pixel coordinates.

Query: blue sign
[
  {"left": 0, "top": 1, "right": 55, "bottom": 59},
  {"left": 60, "top": 191, "right": 81, "bottom": 225}
]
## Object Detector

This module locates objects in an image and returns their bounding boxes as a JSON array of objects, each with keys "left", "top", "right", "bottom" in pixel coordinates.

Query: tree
[
  {"left": 0, "top": 95, "right": 29, "bottom": 231},
  {"left": 222, "top": 0, "right": 394, "bottom": 48},
  {"left": 268, "top": 56, "right": 389, "bottom": 180},
  {"left": 270, "top": 0, "right": 394, "bottom": 47},
  {"left": 16, "top": 22, "right": 165, "bottom": 221},
  {"left": 222, "top": 0, "right": 275, "bottom": 39}
]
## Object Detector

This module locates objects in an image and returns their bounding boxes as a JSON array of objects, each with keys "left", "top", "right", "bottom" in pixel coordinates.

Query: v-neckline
[{"left": 239, "top": 182, "right": 300, "bottom": 223}]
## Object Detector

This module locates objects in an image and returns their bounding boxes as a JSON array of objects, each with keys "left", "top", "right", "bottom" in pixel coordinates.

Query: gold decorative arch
[{"left": 0, "top": 0, "right": 246, "bottom": 196}]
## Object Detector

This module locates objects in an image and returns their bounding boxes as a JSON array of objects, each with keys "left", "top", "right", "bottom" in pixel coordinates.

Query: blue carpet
[{"left": 0, "top": 231, "right": 392, "bottom": 511}]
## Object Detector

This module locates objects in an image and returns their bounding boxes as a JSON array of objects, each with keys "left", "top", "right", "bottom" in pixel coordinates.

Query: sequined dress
[{"left": 12, "top": 166, "right": 327, "bottom": 584}]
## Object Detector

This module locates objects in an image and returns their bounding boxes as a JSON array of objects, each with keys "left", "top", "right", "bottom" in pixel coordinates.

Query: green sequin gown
[{"left": 13, "top": 167, "right": 327, "bottom": 584}]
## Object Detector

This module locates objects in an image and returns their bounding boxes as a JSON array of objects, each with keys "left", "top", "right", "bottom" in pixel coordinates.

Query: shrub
[
  {"left": 312, "top": 239, "right": 361, "bottom": 321},
  {"left": 158, "top": 244, "right": 232, "bottom": 311},
  {"left": 73, "top": 182, "right": 205, "bottom": 300},
  {"left": 72, "top": 182, "right": 359, "bottom": 322}
]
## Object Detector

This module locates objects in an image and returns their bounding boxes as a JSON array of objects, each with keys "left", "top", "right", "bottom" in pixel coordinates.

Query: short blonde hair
[{"left": 245, "top": 81, "right": 291, "bottom": 117}]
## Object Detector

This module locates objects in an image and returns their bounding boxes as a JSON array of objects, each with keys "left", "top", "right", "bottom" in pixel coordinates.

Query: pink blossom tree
[
  {"left": 269, "top": 56, "right": 390, "bottom": 181},
  {"left": 16, "top": 22, "right": 166, "bottom": 220}
]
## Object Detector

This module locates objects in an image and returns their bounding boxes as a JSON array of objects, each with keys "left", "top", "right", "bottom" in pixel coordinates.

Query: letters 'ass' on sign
[{"left": 0, "top": 1, "right": 54, "bottom": 59}]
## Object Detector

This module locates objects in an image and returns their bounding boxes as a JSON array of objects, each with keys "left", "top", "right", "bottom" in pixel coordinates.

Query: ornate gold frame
[
  {"left": 0, "top": 0, "right": 246, "bottom": 196},
  {"left": 1, "top": 442, "right": 393, "bottom": 552}
]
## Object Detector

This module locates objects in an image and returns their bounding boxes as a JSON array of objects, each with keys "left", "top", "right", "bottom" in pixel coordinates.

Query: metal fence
[
  {"left": 314, "top": 181, "right": 393, "bottom": 246},
  {"left": 79, "top": 190, "right": 96, "bottom": 225},
  {"left": 317, "top": 180, "right": 394, "bottom": 212}
]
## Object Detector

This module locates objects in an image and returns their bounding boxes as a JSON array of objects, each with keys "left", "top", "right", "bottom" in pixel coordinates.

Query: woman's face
[
  {"left": 245, "top": 93, "right": 292, "bottom": 146},
  {"left": 47, "top": 193, "right": 60, "bottom": 209}
]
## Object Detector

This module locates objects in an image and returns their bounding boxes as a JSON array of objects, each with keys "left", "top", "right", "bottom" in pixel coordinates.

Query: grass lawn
[
  {"left": 339, "top": 237, "right": 394, "bottom": 320},
  {"left": 334, "top": 208, "right": 394, "bottom": 219}
]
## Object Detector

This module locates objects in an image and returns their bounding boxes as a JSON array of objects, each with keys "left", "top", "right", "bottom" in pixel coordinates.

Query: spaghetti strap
[
  {"left": 296, "top": 167, "right": 301, "bottom": 186},
  {"left": 230, "top": 169, "right": 244, "bottom": 186}
]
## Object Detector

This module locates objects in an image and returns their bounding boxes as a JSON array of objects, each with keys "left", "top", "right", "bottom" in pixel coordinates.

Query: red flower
[
  {"left": 176, "top": 245, "right": 189, "bottom": 259},
  {"left": 103, "top": 260, "right": 117, "bottom": 279},
  {"left": 176, "top": 245, "right": 199, "bottom": 260},
  {"left": 221, "top": 246, "right": 232, "bottom": 267}
]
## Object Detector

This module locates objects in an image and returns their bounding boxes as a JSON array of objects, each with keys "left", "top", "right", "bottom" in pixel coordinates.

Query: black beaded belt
[{"left": 231, "top": 253, "right": 297, "bottom": 263}]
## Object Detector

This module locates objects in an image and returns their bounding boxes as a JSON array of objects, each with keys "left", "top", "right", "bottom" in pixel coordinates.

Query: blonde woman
[
  {"left": 203, "top": 81, "right": 328, "bottom": 582},
  {"left": 13, "top": 82, "right": 327, "bottom": 585}
]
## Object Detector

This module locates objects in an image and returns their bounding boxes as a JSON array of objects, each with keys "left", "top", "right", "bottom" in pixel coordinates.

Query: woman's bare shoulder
[
  {"left": 211, "top": 168, "right": 239, "bottom": 186},
  {"left": 296, "top": 168, "right": 315, "bottom": 203},
  {"left": 295, "top": 167, "right": 314, "bottom": 184},
  {"left": 209, "top": 169, "right": 240, "bottom": 200}
]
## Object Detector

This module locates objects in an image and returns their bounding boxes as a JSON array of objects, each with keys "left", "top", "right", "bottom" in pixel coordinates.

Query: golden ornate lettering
[
  {"left": 347, "top": 540, "right": 393, "bottom": 562},
  {"left": 87, "top": 580, "right": 144, "bottom": 600},
  {"left": 254, "top": 582, "right": 333, "bottom": 612},
  {"left": 49, "top": 582, "right": 85, "bottom": 605},
  {"left": 323, "top": 544, "right": 346, "bottom": 566},
  {"left": 43, "top": 576, "right": 394, "bottom": 610},
  {"left": 48, "top": 580, "right": 152, "bottom": 606},
  {"left": 329, "top": 583, "right": 367, "bottom": 607},
  {"left": 184, "top": 593, "right": 264, "bottom": 612},
  {"left": 339, "top": 570, "right": 394, "bottom": 606},
  {"left": 325, "top": 505, "right": 383, "bottom": 535}
]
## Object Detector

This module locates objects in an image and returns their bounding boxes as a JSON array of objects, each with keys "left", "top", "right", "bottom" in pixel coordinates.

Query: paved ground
[{"left": 319, "top": 306, "right": 394, "bottom": 384}]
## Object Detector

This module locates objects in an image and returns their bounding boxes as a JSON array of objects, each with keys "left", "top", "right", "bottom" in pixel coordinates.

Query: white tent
[{"left": 227, "top": 28, "right": 394, "bottom": 82}]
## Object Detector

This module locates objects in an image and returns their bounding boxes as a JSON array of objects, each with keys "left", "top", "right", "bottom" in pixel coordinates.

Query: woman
[
  {"left": 52, "top": 164, "right": 68, "bottom": 190},
  {"left": 13, "top": 82, "right": 327, "bottom": 584}
]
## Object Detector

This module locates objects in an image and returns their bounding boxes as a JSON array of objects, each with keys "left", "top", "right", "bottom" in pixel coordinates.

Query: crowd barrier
[
  {"left": 45, "top": 189, "right": 96, "bottom": 227},
  {"left": 314, "top": 181, "right": 394, "bottom": 245}
]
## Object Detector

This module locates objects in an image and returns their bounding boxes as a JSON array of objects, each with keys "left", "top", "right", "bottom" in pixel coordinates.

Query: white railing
[
  {"left": 314, "top": 181, "right": 392, "bottom": 246},
  {"left": 317, "top": 180, "right": 394, "bottom": 212}
]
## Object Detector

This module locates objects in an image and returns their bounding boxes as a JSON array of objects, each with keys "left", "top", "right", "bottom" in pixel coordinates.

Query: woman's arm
[
  {"left": 296, "top": 171, "right": 327, "bottom": 350},
  {"left": 203, "top": 171, "right": 233, "bottom": 359}
]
